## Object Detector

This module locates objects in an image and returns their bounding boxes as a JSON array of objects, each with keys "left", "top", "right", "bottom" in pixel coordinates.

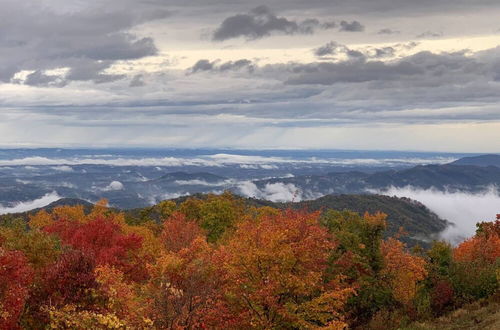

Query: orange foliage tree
[
  {"left": 213, "top": 209, "right": 355, "bottom": 329},
  {"left": 145, "top": 237, "right": 222, "bottom": 328},
  {"left": 381, "top": 238, "right": 428, "bottom": 308},
  {"left": 453, "top": 219, "right": 500, "bottom": 263}
]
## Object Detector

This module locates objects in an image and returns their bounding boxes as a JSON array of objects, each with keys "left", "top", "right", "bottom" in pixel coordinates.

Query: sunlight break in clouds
[
  {"left": 379, "top": 186, "right": 500, "bottom": 244},
  {"left": 0, "top": 192, "right": 61, "bottom": 215}
]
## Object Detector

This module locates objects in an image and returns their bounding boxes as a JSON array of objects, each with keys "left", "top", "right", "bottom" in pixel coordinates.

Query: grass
[{"left": 402, "top": 297, "right": 500, "bottom": 330}]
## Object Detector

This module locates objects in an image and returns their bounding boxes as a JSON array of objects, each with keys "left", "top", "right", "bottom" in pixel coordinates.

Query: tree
[
  {"left": 0, "top": 248, "right": 33, "bottom": 330},
  {"left": 453, "top": 220, "right": 500, "bottom": 264},
  {"left": 44, "top": 216, "right": 147, "bottom": 282},
  {"left": 145, "top": 237, "right": 221, "bottom": 328},
  {"left": 23, "top": 250, "right": 98, "bottom": 328},
  {"left": 322, "top": 210, "right": 390, "bottom": 324},
  {"left": 450, "top": 218, "right": 499, "bottom": 302},
  {"left": 215, "top": 209, "right": 354, "bottom": 328},
  {"left": 381, "top": 238, "right": 427, "bottom": 308},
  {"left": 179, "top": 192, "right": 246, "bottom": 243},
  {"left": 94, "top": 265, "right": 152, "bottom": 328},
  {"left": 161, "top": 212, "right": 205, "bottom": 252}
]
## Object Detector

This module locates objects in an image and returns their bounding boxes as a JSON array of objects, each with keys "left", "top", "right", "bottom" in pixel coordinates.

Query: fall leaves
[
  {"left": 0, "top": 193, "right": 499, "bottom": 329},
  {"left": 217, "top": 210, "right": 353, "bottom": 328}
]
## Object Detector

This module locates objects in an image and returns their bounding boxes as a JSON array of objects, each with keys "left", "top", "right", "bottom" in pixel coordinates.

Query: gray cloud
[
  {"left": 314, "top": 42, "right": 365, "bottom": 59},
  {"left": 378, "top": 28, "right": 400, "bottom": 35},
  {"left": 24, "top": 70, "right": 67, "bottom": 87},
  {"left": 339, "top": 20, "right": 365, "bottom": 32},
  {"left": 313, "top": 41, "right": 396, "bottom": 60},
  {"left": 417, "top": 31, "right": 443, "bottom": 38},
  {"left": 0, "top": 0, "right": 168, "bottom": 83},
  {"left": 370, "top": 47, "right": 397, "bottom": 58},
  {"left": 314, "top": 41, "right": 346, "bottom": 57},
  {"left": 282, "top": 50, "right": 488, "bottom": 86},
  {"left": 284, "top": 60, "right": 422, "bottom": 85},
  {"left": 212, "top": 5, "right": 337, "bottom": 41},
  {"left": 65, "top": 60, "right": 126, "bottom": 84},
  {"left": 190, "top": 59, "right": 255, "bottom": 73},
  {"left": 129, "top": 74, "right": 146, "bottom": 87}
]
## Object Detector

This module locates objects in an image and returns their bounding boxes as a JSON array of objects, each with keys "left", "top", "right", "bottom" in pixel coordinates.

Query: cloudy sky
[{"left": 1, "top": 0, "right": 500, "bottom": 151}]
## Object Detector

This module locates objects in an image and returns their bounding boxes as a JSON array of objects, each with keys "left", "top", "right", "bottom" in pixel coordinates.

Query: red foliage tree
[
  {"left": 161, "top": 212, "right": 204, "bottom": 252},
  {"left": 24, "top": 250, "right": 98, "bottom": 326},
  {"left": 431, "top": 279, "right": 454, "bottom": 313},
  {"left": 44, "top": 216, "right": 146, "bottom": 281},
  {"left": 0, "top": 249, "right": 33, "bottom": 330}
]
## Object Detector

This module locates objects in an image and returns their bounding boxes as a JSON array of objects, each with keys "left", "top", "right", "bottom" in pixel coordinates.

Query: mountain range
[{"left": 1, "top": 154, "right": 499, "bottom": 210}]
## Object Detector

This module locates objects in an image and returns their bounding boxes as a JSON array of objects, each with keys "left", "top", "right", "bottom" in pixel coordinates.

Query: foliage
[
  {"left": 0, "top": 193, "right": 497, "bottom": 329},
  {"left": 381, "top": 238, "right": 428, "bottom": 308},
  {"left": 0, "top": 248, "right": 33, "bottom": 330},
  {"left": 214, "top": 209, "right": 355, "bottom": 328}
]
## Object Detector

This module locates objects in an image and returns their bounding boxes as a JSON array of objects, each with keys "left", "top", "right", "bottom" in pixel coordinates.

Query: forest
[{"left": 0, "top": 192, "right": 498, "bottom": 329}]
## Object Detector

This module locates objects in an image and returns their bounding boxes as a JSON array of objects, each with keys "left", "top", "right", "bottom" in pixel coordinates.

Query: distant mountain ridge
[
  {"left": 1, "top": 154, "right": 499, "bottom": 210},
  {"left": 450, "top": 154, "right": 500, "bottom": 167},
  {"left": 254, "top": 162, "right": 500, "bottom": 196},
  {"left": 0, "top": 193, "right": 449, "bottom": 247}
]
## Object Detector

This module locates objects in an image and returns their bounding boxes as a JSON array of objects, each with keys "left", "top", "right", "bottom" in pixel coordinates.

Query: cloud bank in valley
[
  {"left": 238, "top": 181, "right": 324, "bottom": 203},
  {"left": 379, "top": 186, "right": 500, "bottom": 243},
  {"left": 0, "top": 154, "right": 457, "bottom": 168},
  {"left": 0, "top": 192, "right": 61, "bottom": 215}
]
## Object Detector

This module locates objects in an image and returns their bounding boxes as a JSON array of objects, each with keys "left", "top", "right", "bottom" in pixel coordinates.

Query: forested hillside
[{"left": 0, "top": 192, "right": 498, "bottom": 329}]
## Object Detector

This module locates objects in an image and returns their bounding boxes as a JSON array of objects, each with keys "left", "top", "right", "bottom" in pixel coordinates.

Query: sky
[{"left": 1, "top": 0, "right": 500, "bottom": 151}]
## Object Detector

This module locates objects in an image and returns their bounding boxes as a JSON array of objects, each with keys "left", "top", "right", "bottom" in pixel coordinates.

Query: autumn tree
[
  {"left": 93, "top": 265, "right": 152, "bottom": 328},
  {"left": 22, "top": 250, "right": 99, "bottom": 328},
  {"left": 450, "top": 218, "right": 499, "bottom": 302},
  {"left": 145, "top": 237, "right": 222, "bottom": 328},
  {"left": 44, "top": 215, "right": 147, "bottom": 282},
  {"left": 0, "top": 225, "right": 60, "bottom": 272},
  {"left": 179, "top": 192, "right": 246, "bottom": 242},
  {"left": 453, "top": 219, "right": 500, "bottom": 264},
  {"left": 0, "top": 248, "right": 33, "bottom": 330},
  {"left": 215, "top": 209, "right": 355, "bottom": 329},
  {"left": 161, "top": 212, "right": 205, "bottom": 252},
  {"left": 322, "top": 210, "right": 390, "bottom": 324},
  {"left": 381, "top": 238, "right": 428, "bottom": 308}
]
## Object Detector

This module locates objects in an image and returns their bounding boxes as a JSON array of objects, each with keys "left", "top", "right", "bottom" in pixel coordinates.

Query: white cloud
[
  {"left": 50, "top": 165, "right": 74, "bottom": 172},
  {"left": 104, "top": 181, "right": 124, "bottom": 191},
  {"left": 238, "top": 181, "right": 304, "bottom": 202},
  {"left": 0, "top": 154, "right": 457, "bottom": 167},
  {"left": 174, "top": 179, "right": 231, "bottom": 186},
  {"left": 378, "top": 186, "right": 500, "bottom": 244},
  {"left": 15, "top": 179, "right": 32, "bottom": 184},
  {"left": 0, "top": 192, "right": 61, "bottom": 215}
]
